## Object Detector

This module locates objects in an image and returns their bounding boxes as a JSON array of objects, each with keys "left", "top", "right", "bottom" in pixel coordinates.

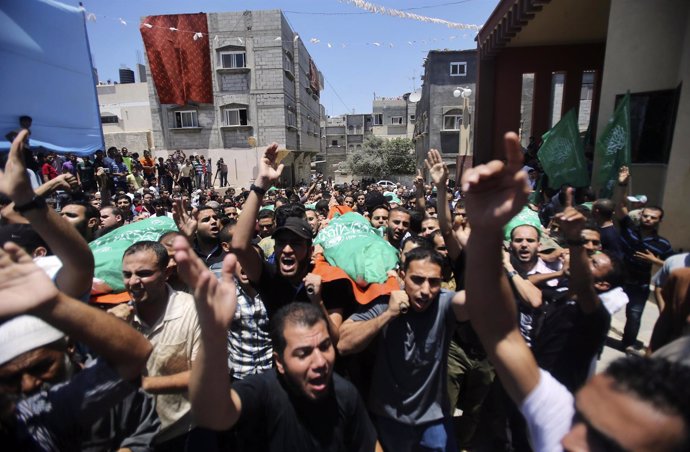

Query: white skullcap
[{"left": 0, "top": 315, "right": 65, "bottom": 366}]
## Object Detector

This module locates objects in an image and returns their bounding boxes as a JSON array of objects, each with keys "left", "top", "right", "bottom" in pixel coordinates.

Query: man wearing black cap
[{"left": 231, "top": 144, "right": 343, "bottom": 342}]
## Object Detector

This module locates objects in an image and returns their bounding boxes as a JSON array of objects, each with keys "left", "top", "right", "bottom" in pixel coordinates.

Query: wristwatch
[
  {"left": 250, "top": 184, "right": 267, "bottom": 196},
  {"left": 507, "top": 270, "right": 519, "bottom": 279},
  {"left": 14, "top": 195, "right": 47, "bottom": 213}
]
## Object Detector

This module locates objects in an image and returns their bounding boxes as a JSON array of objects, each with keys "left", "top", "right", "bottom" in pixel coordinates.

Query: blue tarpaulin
[{"left": 0, "top": 0, "right": 104, "bottom": 155}]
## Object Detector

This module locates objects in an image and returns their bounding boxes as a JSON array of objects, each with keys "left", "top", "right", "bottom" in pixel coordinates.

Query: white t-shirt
[{"left": 520, "top": 369, "right": 574, "bottom": 452}]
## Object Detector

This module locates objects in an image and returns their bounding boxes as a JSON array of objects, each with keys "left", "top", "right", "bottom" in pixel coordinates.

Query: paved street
[{"left": 597, "top": 294, "right": 659, "bottom": 372}]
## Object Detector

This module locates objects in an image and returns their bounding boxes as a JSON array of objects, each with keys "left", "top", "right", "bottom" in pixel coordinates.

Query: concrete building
[
  {"left": 413, "top": 49, "right": 478, "bottom": 182},
  {"left": 372, "top": 96, "right": 415, "bottom": 139},
  {"left": 119, "top": 67, "right": 135, "bottom": 84},
  {"left": 320, "top": 113, "right": 374, "bottom": 180},
  {"left": 97, "top": 82, "right": 153, "bottom": 151},
  {"left": 145, "top": 10, "right": 323, "bottom": 188},
  {"left": 475, "top": 0, "right": 690, "bottom": 251}
]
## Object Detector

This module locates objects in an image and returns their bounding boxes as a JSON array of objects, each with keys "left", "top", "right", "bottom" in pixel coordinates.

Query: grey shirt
[{"left": 348, "top": 290, "right": 456, "bottom": 425}]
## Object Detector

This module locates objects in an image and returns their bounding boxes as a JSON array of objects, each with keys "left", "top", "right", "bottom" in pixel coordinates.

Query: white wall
[{"left": 596, "top": 0, "right": 690, "bottom": 250}]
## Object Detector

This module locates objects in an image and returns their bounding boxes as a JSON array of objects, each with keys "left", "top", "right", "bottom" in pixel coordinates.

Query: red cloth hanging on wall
[{"left": 140, "top": 14, "right": 212, "bottom": 105}]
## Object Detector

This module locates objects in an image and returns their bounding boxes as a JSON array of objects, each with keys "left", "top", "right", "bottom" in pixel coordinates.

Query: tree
[{"left": 346, "top": 137, "right": 416, "bottom": 179}]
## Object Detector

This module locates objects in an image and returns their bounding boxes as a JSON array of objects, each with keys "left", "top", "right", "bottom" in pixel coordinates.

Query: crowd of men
[{"left": 1, "top": 127, "right": 689, "bottom": 452}]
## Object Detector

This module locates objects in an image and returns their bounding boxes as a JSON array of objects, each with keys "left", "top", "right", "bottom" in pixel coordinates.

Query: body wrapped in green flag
[
  {"left": 89, "top": 216, "right": 178, "bottom": 293},
  {"left": 314, "top": 212, "right": 399, "bottom": 285}
]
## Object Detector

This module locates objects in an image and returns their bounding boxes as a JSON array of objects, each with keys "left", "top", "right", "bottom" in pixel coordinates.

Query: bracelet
[
  {"left": 14, "top": 195, "right": 47, "bottom": 213},
  {"left": 250, "top": 184, "right": 266, "bottom": 196}
]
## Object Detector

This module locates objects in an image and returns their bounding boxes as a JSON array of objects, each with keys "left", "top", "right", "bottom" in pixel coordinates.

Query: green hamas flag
[
  {"left": 594, "top": 92, "right": 631, "bottom": 197},
  {"left": 89, "top": 216, "right": 178, "bottom": 293},
  {"left": 537, "top": 109, "right": 589, "bottom": 189}
]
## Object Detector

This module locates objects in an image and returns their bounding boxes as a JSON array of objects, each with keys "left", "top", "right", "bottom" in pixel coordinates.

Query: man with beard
[
  {"left": 510, "top": 225, "right": 566, "bottom": 289},
  {"left": 231, "top": 144, "right": 344, "bottom": 342},
  {"left": 59, "top": 201, "right": 100, "bottom": 243},
  {"left": 338, "top": 247, "right": 469, "bottom": 451},
  {"left": 98, "top": 205, "right": 124, "bottom": 237},
  {"left": 386, "top": 207, "right": 411, "bottom": 249},
  {"left": 171, "top": 236, "right": 380, "bottom": 451},
  {"left": 0, "top": 242, "right": 153, "bottom": 451}
]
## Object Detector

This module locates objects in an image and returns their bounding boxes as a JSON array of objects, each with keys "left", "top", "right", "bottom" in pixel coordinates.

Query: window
[
  {"left": 391, "top": 116, "right": 403, "bottom": 125},
  {"left": 174, "top": 111, "right": 198, "bottom": 128},
  {"left": 450, "top": 62, "right": 467, "bottom": 77},
  {"left": 223, "top": 108, "right": 248, "bottom": 126},
  {"left": 331, "top": 140, "right": 338, "bottom": 146},
  {"left": 219, "top": 51, "right": 246, "bottom": 69},
  {"left": 373, "top": 113, "right": 383, "bottom": 125},
  {"left": 286, "top": 109, "right": 296, "bottom": 129},
  {"left": 409, "top": 114, "right": 416, "bottom": 123},
  {"left": 101, "top": 115, "right": 118, "bottom": 124},
  {"left": 443, "top": 111, "right": 462, "bottom": 130}
]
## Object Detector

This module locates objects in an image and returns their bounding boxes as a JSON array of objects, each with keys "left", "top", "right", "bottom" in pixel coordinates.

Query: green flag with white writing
[
  {"left": 594, "top": 92, "right": 631, "bottom": 197},
  {"left": 537, "top": 109, "right": 589, "bottom": 189}
]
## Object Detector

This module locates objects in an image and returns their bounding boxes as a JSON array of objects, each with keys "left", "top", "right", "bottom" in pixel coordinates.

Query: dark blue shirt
[{"left": 619, "top": 216, "right": 673, "bottom": 284}]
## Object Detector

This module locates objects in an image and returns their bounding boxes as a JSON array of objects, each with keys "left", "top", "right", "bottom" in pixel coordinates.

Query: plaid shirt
[{"left": 228, "top": 282, "right": 273, "bottom": 379}]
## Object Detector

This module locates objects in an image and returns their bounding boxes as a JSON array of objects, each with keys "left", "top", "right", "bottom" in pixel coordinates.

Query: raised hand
[
  {"left": 0, "top": 130, "right": 34, "bottom": 205},
  {"left": 256, "top": 143, "right": 284, "bottom": 188},
  {"left": 51, "top": 173, "right": 80, "bottom": 192},
  {"left": 554, "top": 188, "right": 585, "bottom": 241},
  {"left": 413, "top": 169, "right": 425, "bottom": 190},
  {"left": 462, "top": 132, "right": 529, "bottom": 231},
  {"left": 172, "top": 198, "right": 197, "bottom": 238},
  {"left": 618, "top": 165, "right": 630, "bottom": 185},
  {"left": 173, "top": 236, "right": 238, "bottom": 330},
  {"left": 425, "top": 148, "right": 448, "bottom": 187},
  {"left": 0, "top": 242, "right": 59, "bottom": 318}
]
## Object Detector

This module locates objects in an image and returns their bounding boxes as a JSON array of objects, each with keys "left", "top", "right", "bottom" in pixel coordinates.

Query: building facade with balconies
[{"left": 145, "top": 10, "right": 324, "bottom": 187}]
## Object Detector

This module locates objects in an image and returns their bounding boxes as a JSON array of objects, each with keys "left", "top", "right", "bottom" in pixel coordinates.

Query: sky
[{"left": 68, "top": 0, "right": 498, "bottom": 117}]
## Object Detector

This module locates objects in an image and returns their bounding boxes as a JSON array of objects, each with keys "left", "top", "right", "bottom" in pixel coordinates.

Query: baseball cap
[{"left": 272, "top": 217, "right": 313, "bottom": 240}]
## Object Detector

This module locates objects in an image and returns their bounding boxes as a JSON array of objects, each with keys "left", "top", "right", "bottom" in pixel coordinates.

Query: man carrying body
[
  {"left": 230, "top": 144, "right": 344, "bottom": 341},
  {"left": 386, "top": 206, "right": 411, "bottom": 249},
  {"left": 338, "top": 247, "right": 469, "bottom": 451},
  {"left": 461, "top": 132, "right": 690, "bottom": 452},
  {"left": 98, "top": 205, "right": 125, "bottom": 237},
  {"left": 110, "top": 241, "right": 200, "bottom": 450},
  {"left": 171, "top": 238, "right": 380, "bottom": 451}
]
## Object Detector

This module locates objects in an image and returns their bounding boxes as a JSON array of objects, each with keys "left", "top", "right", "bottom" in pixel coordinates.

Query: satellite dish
[{"left": 409, "top": 91, "right": 422, "bottom": 103}]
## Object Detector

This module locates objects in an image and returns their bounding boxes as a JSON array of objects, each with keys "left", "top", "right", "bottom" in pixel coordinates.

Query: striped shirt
[{"left": 228, "top": 282, "right": 273, "bottom": 380}]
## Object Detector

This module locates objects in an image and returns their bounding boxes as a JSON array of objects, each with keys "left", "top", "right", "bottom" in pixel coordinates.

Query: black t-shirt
[
  {"left": 533, "top": 298, "right": 610, "bottom": 392},
  {"left": 233, "top": 369, "right": 377, "bottom": 452},
  {"left": 257, "top": 260, "right": 352, "bottom": 319}
]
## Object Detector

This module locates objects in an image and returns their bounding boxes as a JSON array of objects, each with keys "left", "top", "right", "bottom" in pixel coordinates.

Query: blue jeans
[
  {"left": 376, "top": 416, "right": 457, "bottom": 452},
  {"left": 622, "top": 282, "right": 650, "bottom": 347}
]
